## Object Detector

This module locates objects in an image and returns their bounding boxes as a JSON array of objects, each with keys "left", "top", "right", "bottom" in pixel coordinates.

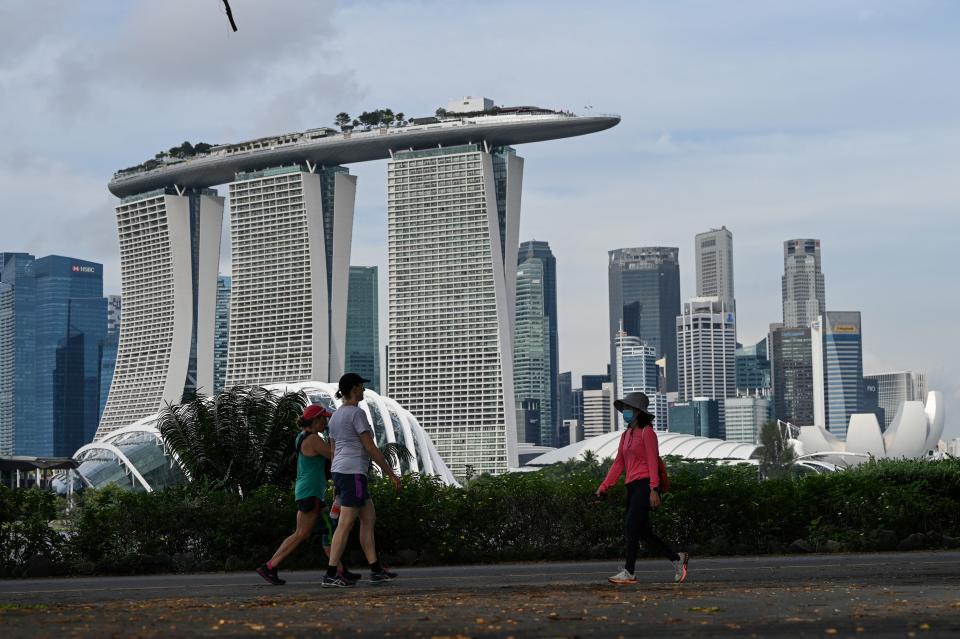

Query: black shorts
[
  {"left": 296, "top": 496, "right": 325, "bottom": 513},
  {"left": 332, "top": 473, "right": 369, "bottom": 507}
]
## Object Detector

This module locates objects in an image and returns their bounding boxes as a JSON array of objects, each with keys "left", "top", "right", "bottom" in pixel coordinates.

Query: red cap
[{"left": 302, "top": 404, "right": 334, "bottom": 421}]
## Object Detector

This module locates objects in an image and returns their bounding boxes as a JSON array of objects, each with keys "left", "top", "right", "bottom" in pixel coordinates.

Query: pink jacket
[{"left": 599, "top": 426, "right": 661, "bottom": 492}]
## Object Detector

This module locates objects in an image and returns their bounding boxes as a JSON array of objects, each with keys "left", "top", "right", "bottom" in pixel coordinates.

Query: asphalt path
[{"left": 2, "top": 552, "right": 959, "bottom": 637}]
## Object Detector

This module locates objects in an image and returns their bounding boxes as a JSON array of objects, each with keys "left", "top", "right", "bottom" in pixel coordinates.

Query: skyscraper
[
  {"left": 676, "top": 297, "right": 737, "bottom": 431},
  {"left": 386, "top": 145, "right": 522, "bottom": 478},
  {"left": 863, "top": 371, "right": 928, "bottom": 430},
  {"left": 517, "top": 240, "right": 559, "bottom": 441},
  {"left": 608, "top": 247, "right": 681, "bottom": 393},
  {"left": 226, "top": 165, "right": 356, "bottom": 388},
  {"left": 811, "top": 312, "right": 864, "bottom": 437},
  {"left": 695, "top": 226, "right": 735, "bottom": 307},
  {"left": 669, "top": 399, "right": 721, "bottom": 438},
  {"left": 514, "top": 255, "right": 552, "bottom": 445},
  {"left": 769, "top": 323, "right": 815, "bottom": 426},
  {"left": 345, "top": 266, "right": 380, "bottom": 393},
  {"left": 615, "top": 331, "right": 669, "bottom": 431},
  {"left": 97, "top": 188, "right": 224, "bottom": 439},
  {"left": 782, "top": 239, "right": 826, "bottom": 328},
  {"left": 99, "top": 294, "right": 122, "bottom": 413},
  {"left": 214, "top": 276, "right": 230, "bottom": 393},
  {"left": 735, "top": 337, "right": 771, "bottom": 396},
  {"left": 582, "top": 381, "right": 615, "bottom": 438},
  {"left": 724, "top": 396, "right": 772, "bottom": 443},
  {"left": 0, "top": 253, "right": 36, "bottom": 455}
]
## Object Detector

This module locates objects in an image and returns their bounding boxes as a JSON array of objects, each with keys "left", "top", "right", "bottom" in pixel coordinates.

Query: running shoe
[
  {"left": 342, "top": 567, "right": 362, "bottom": 582},
  {"left": 321, "top": 572, "right": 354, "bottom": 588},
  {"left": 256, "top": 564, "right": 286, "bottom": 586},
  {"left": 370, "top": 566, "right": 398, "bottom": 584},
  {"left": 673, "top": 552, "right": 689, "bottom": 583},
  {"left": 608, "top": 568, "right": 637, "bottom": 585}
]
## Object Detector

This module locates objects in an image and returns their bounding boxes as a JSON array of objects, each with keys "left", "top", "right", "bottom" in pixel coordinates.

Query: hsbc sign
[{"left": 72, "top": 265, "right": 96, "bottom": 274}]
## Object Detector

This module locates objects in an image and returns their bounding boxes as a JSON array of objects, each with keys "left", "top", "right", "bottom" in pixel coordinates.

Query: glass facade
[
  {"left": 770, "top": 325, "right": 815, "bottom": 426},
  {"left": 99, "top": 295, "right": 121, "bottom": 412},
  {"left": 518, "top": 240, "right": 559, "bottom": 444},
  {"left": 608, "top": 248, "right": 681, "bottom": 393},
  {"left": 0, "top": 254, "right": 37, "bottom": 456},
  {"left": 345, "top": 266, "right": 380, "bottom": 393},
  {"left": 735, "top": 337, "right": 771, "bottom": 395},
  {"left": 669, "top": 399, "right": 721, "bottom": 439},
  {"left": 514, "top": 256, "right": 552, "bottom": 445},
  {"left": 214, "top": 276, "right": 230, "bottom": 393},
  {"left": 817, "top": 312, "right": 864, "bottom": 438}
]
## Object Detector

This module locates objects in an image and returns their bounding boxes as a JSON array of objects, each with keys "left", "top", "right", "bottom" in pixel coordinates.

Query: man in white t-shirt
[{"left": 322, "top": 373, "right": 402, "bottom": 587}]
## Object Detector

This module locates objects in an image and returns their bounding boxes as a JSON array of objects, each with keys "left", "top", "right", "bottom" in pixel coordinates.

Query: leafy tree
[
  {"left": 395, "top": 112, "right": 405, "bottom": 125},
  {"left": 435, "top": 107, "right": 448, "bottom": 118},
  {"left": 334, "top": 112, "right": 351, "bottom": 129},
  {"left": 757, "top": 420, "right": 798, "bottom": 479},
  {"left": 158, "top": 387, "right": 306, "bottom": 495}
]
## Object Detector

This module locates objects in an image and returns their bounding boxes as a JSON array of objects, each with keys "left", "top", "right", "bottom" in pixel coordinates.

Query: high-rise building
[
  {"left": 97, "top": 188, "right": 224, "bottom": 440},
  {"left": 608, "top": 247, "right": 681, "bottom": 393},
  {"left": 99, "top": 294, "right": 121, "bottom": 412},
  {"left": 695, "top": 227, "right": 735, "bottom": 307},
  {"left": 782, "top": 239, "right": 826, "bottom": 328},
  {"left": 615, "top": 331, "right": 669, "bottom": 431},
  {"left": 863, "top": 371, "right": 928, "bottom": 431},
  {"left": 735, "top": 337, "right": 771, "bottom": 396},
  {"left": 582, "top": 381, "right": 615, "bottom": 439},
  {"left": 769, "top": 323, "right": 815, "bottom": 426},
  {"left": 724, "top": 396, "right": 772, "bottom": 443},
  {"left": 214, "top": 276, "right": 230, "bottom": 393},
  {"left": 515, "top": 398, "right": 541, "bottom": 446},
  {"left": 676, "top": 297, "right": 737, "bottom": 429},
  {"left": 517, "top": 240, "right": 559, "bottom": 441},
  {"left": 669, "top": 398, "right": 721, "bottom": 439},
  {"left": 226, "top": 165, "right": 356, "bottom": 388},
  {"left": 862, "top": 377, "right": 885, "bottom": 428},
  {"left": 811, "top": 312, "right": 864, "bottom": 438},
  {"left": 514, "top": 256, "right": 552, "bottom": 445},
  {"left": 0, "top": 253, "right": 36, "bottom": 455},
  {"left": 345, "top": 266, "right": 380, "bottom": 393},
  {"left": 386, "top": 145, "right": 522, "bottom": 478}
]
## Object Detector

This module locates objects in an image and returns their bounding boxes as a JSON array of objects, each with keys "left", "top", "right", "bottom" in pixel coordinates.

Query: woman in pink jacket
[{"left": 595, "top": 392, "right": 689, "bottom": 584}]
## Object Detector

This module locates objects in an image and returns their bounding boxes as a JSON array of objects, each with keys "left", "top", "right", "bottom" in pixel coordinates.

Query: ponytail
[{"left": 297, "top": 416, "right": 311, "bottom": 429}]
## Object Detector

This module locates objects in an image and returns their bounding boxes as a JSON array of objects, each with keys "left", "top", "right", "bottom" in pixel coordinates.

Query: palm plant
[
  {"left": 370, "top": 442, "right": 413, "bottom": 478},
  {"left": 158, "top": 387, "right": 307, "bottom": 495}
]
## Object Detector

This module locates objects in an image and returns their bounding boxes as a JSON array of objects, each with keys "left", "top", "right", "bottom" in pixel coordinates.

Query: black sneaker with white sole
[
  {"left": 370, "top": 567, "right": 397, "bottom": 584},
  {"left": 322, "top": 572, "right": 354, "bottom": 588},
  {"left": 341, "top": 567, "right": 362, "bottom": 583}
]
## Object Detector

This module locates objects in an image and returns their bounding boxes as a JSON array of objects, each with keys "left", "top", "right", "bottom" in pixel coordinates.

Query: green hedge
[{"left": 2, "top": 458, "right": 960, "bottom": 577}]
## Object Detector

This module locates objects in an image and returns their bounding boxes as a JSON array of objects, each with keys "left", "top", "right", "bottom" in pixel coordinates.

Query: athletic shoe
[
  {"left": 608, "top": 568, "right": 637, "bottom": 585},
  {"left": 256, "top": 564, "right": 285, "bottom": 585},
  {"left": 673, "top": 552, "right": 689, "bottom": 583},
  {"left": 321, "top": 572, "right": 354, "bottom": 588},
  {"left": 342, "top": 567, "right": 362, "bottom": 582},
  {"left": 370, "top": 566, "right": 398, "bottom": 584}
]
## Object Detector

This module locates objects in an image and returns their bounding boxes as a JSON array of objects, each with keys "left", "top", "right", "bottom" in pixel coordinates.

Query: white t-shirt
[{"left": 329, "top": 405, "right": 372, "bottom": 474}]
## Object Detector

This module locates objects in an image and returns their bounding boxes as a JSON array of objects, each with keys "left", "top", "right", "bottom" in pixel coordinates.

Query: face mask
[{"left": 622, "top": 409, "right": 636, "bottom": 424}]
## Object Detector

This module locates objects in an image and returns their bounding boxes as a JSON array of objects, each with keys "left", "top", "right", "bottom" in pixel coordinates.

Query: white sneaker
[
  {"left": 608, "top": 568, "right": 637, "bottom": 585},
  {"left": 673, "top": 552, "right": 689, "bottom": 583}
]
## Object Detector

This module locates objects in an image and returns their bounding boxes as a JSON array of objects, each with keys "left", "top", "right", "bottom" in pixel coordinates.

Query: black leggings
[{"left": 624, "top": 479, "right": 679, "bottom": 573}]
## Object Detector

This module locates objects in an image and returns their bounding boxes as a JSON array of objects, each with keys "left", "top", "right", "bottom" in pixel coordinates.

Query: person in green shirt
[{"left": 257, "top": 403, "right": 357, "bottom": 585}]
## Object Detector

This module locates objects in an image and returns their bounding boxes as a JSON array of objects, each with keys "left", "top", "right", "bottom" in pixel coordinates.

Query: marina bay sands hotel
[{"left": 97, "top": 97, "right": 618, "bottom": 476}]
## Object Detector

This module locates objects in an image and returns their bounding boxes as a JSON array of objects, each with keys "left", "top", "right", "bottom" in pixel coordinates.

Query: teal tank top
[{"left": 294, "top": 432, "right": 327, "bottom": 501}]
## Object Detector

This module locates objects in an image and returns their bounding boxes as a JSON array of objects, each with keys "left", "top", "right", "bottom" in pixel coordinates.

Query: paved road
[{"left": 2, "top": 552, "right": 959, "bottom": 637}]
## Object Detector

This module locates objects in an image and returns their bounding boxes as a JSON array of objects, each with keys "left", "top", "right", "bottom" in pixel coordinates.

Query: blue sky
[{"left": 1, "top": 0, "right": 957, "bottom": 437}]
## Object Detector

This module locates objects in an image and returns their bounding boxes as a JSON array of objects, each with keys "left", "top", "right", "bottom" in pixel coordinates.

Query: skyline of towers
[
  {"left": 514, "top": 254, "right": 553, "bottom": 446},
  {"left": 225, "top": 165, "right": 356, "bottom": 388},
  {"left": 345, "top": 266, "right": 380, "bottom": 394},
  {"left": 96, "top": 188, "right": 224, "bottom": 439},
  {"left": 782, "top": 238, "right": 826, "bottom": 328},
  {"left": 386, "top": 144, "right": 523, "bottom": 478},
  {"left": 608, "top": 246, "right": 681, "bottom": 394}
]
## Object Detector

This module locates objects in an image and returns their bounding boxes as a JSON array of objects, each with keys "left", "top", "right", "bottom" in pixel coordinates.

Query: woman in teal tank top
[{"left": 257, "top": 403, "right": 357, "bottom": 585}]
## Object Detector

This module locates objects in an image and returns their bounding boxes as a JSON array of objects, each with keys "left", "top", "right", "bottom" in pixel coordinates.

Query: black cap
[{"left": 337, "top": 372, "right": 370, "bottom": 398}]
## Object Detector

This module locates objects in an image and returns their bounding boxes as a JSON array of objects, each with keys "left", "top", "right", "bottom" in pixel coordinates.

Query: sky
[{"left": 1, "top": 0, "right": 957, "bottom": 438}]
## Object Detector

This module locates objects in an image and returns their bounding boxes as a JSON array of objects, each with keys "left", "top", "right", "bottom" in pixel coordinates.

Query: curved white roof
[{"left": 526, "top": 429, "right": 759, "bottom": 467}]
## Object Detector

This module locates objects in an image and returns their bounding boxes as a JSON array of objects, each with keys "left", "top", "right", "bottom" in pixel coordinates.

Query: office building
[
  {"left": 862, "top": 377, "right": 885, "bottom": 428},
  {"left": 0, "top": 253, "right": 36, "bottom": 455},
  {"left": 695, "top": 226, "right": 735, "bottom": 307},
  {"left": 213, "top": 276, "right": 230, "bottom": 393},
  {"left": 226, "top": 165, "right": 356, "bottom": 388},
  {"left": 99, "top": 295, "right": 121, "bottom": 411},
  {"left": 582, "top": 381, "right": 615, "bottom": 438},
  {"left": 782, "top": 239, "right": 826, "bottom": 328},
  {"left": 676, "top": 297, "right": 737, "bottom": 429},
  {"left": 0, "top": 282, "right": 13, "bottom": 454},
  {"left": 864, "top": 371, "right": 928, "bottom": 431},
  {"left": 514, "top": 255, "right": 552, "bottom": 445},
  {"left": 97, "top": 188, "right": 224, "bottom": 439},
  {"left": 558, "top": 371, "right": 573, "bottom": 443},
  {"left": 517, "top": 240, "right": 559, "bottom": 443},
  {"left": 669, "top": 398, "right": 721, "bottom": 439},
  {"left": 615, "top": 331, "right": 669, "bottom": 430},
  {"left": 811, "top": 312, "right": 864, "bottom": 438},
  {"left": 608, "top": 247, "right": 681, "bottom": 393},
  {"left": 724, "top": 396, "right": 772, "bottom": 443},
  {"left": 386, "top": 145, "right": 523, "bottom": 478},
  {"left": 515, "top": 398, "right": 541, "bottom": 446},
  {"left": 564, "top": 419, "right": 581, "bottom": 445},
  {"left": 345, "top": 266, "right": 380, "bottom": 393},
  {"left": 769, "top": 324, "right": 815, "bottom": 426},
  {"left": 736, "top": 337, "right": 771, "bottom": 396}
]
